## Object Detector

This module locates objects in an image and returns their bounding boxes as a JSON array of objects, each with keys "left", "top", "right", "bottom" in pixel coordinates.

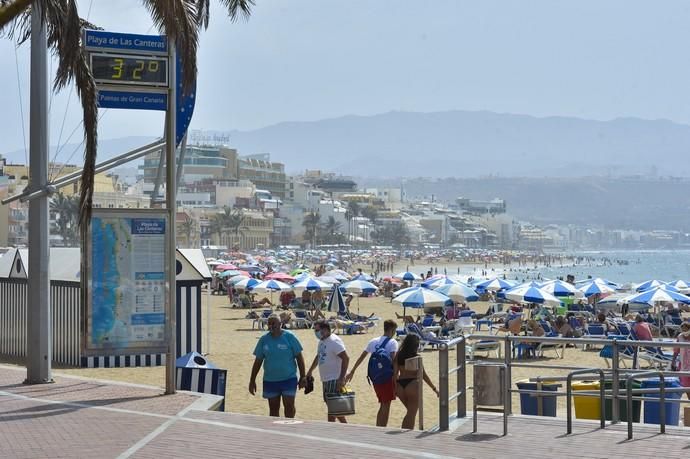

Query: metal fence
[{"left": 436, "top": 333, "right": 690, "bottom": 439}]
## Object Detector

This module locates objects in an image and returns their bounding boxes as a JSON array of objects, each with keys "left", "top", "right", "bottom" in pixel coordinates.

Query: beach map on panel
[{"left": 90, "top": 214, "right": 166, "bottom": 349}]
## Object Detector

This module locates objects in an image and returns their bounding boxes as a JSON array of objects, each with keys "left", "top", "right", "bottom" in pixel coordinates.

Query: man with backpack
[{"left": 345, "top": 319, "right": 398, "bottom": 427}]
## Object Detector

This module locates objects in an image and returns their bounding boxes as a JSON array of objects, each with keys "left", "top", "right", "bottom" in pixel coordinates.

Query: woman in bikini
[{"left": 393, "top": 334, "right": 439, "bottom": 429}]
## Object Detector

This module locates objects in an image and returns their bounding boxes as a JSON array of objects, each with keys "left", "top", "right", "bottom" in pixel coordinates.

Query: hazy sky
[{"left": 3, "top": 0, "right": 690, "bottom": 161}]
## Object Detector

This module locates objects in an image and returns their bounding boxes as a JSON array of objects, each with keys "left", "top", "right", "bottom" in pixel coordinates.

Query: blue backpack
[{"left": 367, "top": 337, "right": 394, "bottom": 385}]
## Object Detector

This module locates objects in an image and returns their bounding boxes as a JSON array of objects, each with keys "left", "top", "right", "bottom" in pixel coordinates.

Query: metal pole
[
  {"left": 504, "top": 336, "right": 512, "bottom": 415},
  {"left": 164, "top": 42, "right": 177, "bottom": 394},
  {"left": 25, "top": 3, "right": 52, "bottom": 385},
  {"left": 418, "top": 357, "right": 424, "bottom": 430},
  {"left": 439, "top": 344, "right": 449, "bottom": 431},
  {"left": 175, "top": 133, "right": 188, "bottom": 192},
  {"left": 659, "top": 373, "right": 666, "bottom": 434},
  {"left": 205, "top": 279, "right": 211, "bottom": 355},
  {"left": 458, "top": 339, "right": 466, "bottom": 418},
  {"left": 611, "top": 340, "right": 620, "bottom": 423}
]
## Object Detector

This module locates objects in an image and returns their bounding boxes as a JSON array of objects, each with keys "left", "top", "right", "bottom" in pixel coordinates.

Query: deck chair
[
  {"left": 449, "top": 312, "right": 476, "bottom": 338},
  {"left": 535, "top": 321, "right": 565, "bottom": 358},
  {"left": 628, "top": 327, "right": 674, "bottom": 369},
  {"left": 291, "top": 310, "right": 313, "bottom": 329},
  {"left": 252, "top": 309, "right": 273, "bottom": 330},
  {"left": 466, "top": 337, "right": 501, "bottom": 359},
  {"left": 405, "top": 323, "right": 448, "bottom": 351}
]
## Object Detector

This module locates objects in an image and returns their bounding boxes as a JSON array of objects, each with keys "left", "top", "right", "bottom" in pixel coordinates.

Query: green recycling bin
[{"left": 604, "top": 379, "right": 641, "bottom": 422}]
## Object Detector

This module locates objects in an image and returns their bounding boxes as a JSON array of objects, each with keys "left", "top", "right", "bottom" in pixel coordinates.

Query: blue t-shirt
[{"left": 253, "top": 330, "right": 303, "bottom": 382}]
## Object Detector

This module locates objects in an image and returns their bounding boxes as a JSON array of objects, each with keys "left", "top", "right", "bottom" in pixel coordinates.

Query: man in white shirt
[
  {"left": 345, "top": 319, "right": 398, "bottom": 426},
  {"left": 307, "top": 319, "right": 350, "bottom": 423}
]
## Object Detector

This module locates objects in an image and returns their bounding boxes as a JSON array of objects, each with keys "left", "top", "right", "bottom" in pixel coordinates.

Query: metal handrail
[
  {"left": 566, "top": 368, "right": 606, "bottom": 434},
  {"left": 436, "top": 330, "right": 690, "bottom": 435},
  {"left": 438, "top": 337, "right": 466, "bottom": 431}
]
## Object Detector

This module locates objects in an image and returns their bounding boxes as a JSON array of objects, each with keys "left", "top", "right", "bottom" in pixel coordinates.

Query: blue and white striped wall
[{"left": 0, "top": 279, "right": 204, "bottom": 368}]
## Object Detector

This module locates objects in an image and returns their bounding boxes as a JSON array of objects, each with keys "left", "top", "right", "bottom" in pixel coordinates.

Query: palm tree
[
  {"left": 320, "top": 216, "right": 342, "bottom": 244},
  {"left": 50, "top": 191, "right": 79, "bottom": 245},
  {"left": 302, "top": 211, "right": 320, "bottom": 248},
  {"left": 221, "top": 207, "right": 246, "bottom": 250},
  {"left": 1, "top": 0, "right": 254, "bottom": 227},
  {"left": 209, "top": 213, "right": 224, "bottom": 247},
  {"left": 178, "top": 213, "right": 197, "bottom": 247},
  {"left": 346, "top": 201, "right": 360, "bottom": 245}
]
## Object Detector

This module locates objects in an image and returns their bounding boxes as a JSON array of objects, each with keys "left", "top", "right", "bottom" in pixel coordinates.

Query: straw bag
[{"left": 326, "top": 385, "right": 356, "bottom": 417}]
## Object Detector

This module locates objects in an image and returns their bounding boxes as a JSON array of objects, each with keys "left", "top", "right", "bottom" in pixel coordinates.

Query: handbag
[{"left": 325, "top": 385, "right": 356, "bottom": 417}]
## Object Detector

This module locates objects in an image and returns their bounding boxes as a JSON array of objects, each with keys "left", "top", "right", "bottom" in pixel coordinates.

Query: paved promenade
[{"left": 0, "top": 364, "right": 689, "bottom": 458}]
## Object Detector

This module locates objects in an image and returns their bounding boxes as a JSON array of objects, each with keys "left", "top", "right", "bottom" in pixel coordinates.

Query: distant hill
[{"left": 226, "top": 110, "right": 690, "bottom": 177}]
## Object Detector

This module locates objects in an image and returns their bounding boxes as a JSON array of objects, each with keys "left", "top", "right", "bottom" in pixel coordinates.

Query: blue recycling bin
[
  {"left": 642, "top": 377, "right": 682, "bottom": 426},
  {"left": 516, "top": 380, "right": 559, "bottom": 417}
]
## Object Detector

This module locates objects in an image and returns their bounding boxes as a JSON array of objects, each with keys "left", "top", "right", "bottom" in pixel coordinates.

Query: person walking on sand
[
  {"left": 248, "top": 314, "right": 306, "bottom": 418},
  {"left": 394, "top": 334, "right": 439, "bottom": 430},
  {"left": 307, "top": 320, "right": 350, "bottom": 423},
  {"left": 345, "top": 319, "right": 399, "bottom": 427}
]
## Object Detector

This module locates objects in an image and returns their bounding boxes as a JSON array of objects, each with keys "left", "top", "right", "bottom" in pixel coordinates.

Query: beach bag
[
  {"left": 367, "top": 337, "right": 393, "bottom": 385},
  {"left": 326, "top": 385, "right": 356, "bottom": 417}
]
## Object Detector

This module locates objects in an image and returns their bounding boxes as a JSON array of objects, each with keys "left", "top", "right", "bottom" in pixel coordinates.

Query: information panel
[{"left": 85, "top": 209, "right": 169, "bottom": 354}]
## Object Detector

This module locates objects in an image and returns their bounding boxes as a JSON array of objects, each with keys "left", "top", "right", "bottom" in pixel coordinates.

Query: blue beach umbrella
[
  {"left": 433, "top": 283, "right": 479, "bottom": 302},
  {"left": 578, "top": 279, "right": 616, "bottom": 297},
  {"left": 504, "top": 284, "right": 562, "bottom": 307},
  {"left": 394, "top": 271, "right": 422, "bottom": 282},
  {"left": 474, "top": 277, "right": 516, "bottom": 292},
  {"left": 339, "top": 280, "right": 378, "bottom": 295},
  {"left": 635, "top": 279, "right": 666, "bottom": 292},
  {"left": 327, "top": 287, "right": 347, "bottom": 314},
  {"left": 392, "top": 286, "right": 453, "bottom": 317},
  {"left": 422, "top": 276, "right": 458, "bottom": 289},
  {"left": 539, "top": 279, "right": 583, "bottom": 298},
  {"left": 251, "top": 280, "right": 292, "bottom": 293},
  {"left": 234, "top": 277, "right": 260, "bottom": 291},
  {"left": 292, "top": 277, "right": 333, "bottom": 292},
  {"left": 667, "top": 280, "right": 690, "bottom": 290},
  {"left": 623, "top": 286, "right": 690, "bottom": 306},
  {"left": 352, "top": 273, "right": 374, "bottom": 281}
]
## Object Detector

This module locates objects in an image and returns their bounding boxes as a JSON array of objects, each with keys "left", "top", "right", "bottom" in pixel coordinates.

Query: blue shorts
[{"left": 263, "top": 377, "right": 298, "bottom": 399}]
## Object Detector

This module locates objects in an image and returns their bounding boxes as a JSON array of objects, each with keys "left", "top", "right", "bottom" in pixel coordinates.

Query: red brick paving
[{"left": 0, "top": 365, "right": 688, "bottom": 458}]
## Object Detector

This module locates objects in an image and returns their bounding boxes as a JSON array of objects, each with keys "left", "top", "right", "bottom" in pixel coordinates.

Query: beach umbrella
[
  {"left": 393, "top": 271, "right": 422, "bottom": 282},
  {"left": 504, "top": 285, "right": 562, "bottom": 308},
  {"left": 218, "top": 269, "right": 243, "bottom": 278},
  {"left": 292, "top": 278, "right": 333, "bottom": 292},
  {"left": 352, "top": 273, "right": 374, "bottom": 281},
  {"left": 578, "top": 280, "right": 616, "bottom": 297},
  {"left": 339, "top": 280, "right": 378, "bottom": 295},
  {"left": 474, "top": 277, "right": 516, "bottom": 292},
  {"left": 264, "top": 272, "right": 295, "bottom": 282},
  {"left": 215, "top": 263, "right": 238, "bottom": 271},
  {"left": 251, "top": 280, "right": 292, "bottom": 293},
  {"left": 290, "top": 268, "right": 310, "bottom": 276},
  {"left": 433, "top": 283, "right": 479, "bottom": 302},
  {"left": 234, "top": 277, "right": 260, "bottom": 291},
  {"left": 393, "top": 286, "right": 453, "bottom": 317},
  {"left": 576, "top": 277, "right": 619, "bottom": 288},
  {"left": 667, "top": 280, "right": 689, "bottom": 290},
  {"left": 623, "top": 286, "right": 690, "bottom": 306},
  {"left": 643, "top": 284, "right": 680, "bottom": 293},
  {"left": 635, "top": 279, "right": 666, "bottom": 292},
  {"left": 539, "top": 279, "right": 584, "bottom": 298},
  {"left": 228, "top": 274, "right": 250, "bottom": 284},
  {"left": 324, "top": 272, "right": 350, "bottom": 282},
  {"left": 326, "top": 269, "right": 350, "bottom": 278},
  {"left": 316, "top": 275, "right": 341, "bottom": 285},
  {"left": 207, "top": 260, "right": 222, "bottom": 267},
  {"left": 422, "top": 276, "right": 458, "bottom": 289},
  {"left": 293, "top": 272, "right": 312, "bottom": 282},
  {"left": 326, "top": 286, "right": 347, "bottom": 314}
]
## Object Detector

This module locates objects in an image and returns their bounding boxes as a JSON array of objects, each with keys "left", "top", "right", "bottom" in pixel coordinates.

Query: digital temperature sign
[{"left": 90, "top": 54, "right": 168, "bottom": 87}]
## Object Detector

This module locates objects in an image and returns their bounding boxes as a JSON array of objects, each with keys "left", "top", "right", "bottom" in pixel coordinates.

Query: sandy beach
[{"left": 54, "top": 287, "right": 613, "bottom": 428}]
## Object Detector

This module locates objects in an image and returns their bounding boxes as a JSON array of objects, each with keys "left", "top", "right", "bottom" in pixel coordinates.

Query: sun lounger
[
  {"left": 291, "top": 309, "right": 313, "bottom": 329},
  {"left": 252, "top": 309, "right": 273, "bottom": 330}
]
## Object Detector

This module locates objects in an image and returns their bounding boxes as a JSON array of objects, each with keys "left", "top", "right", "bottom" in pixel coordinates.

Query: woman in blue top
[{"left": 249, "top": 314, "right": 306, "bottom": 418}]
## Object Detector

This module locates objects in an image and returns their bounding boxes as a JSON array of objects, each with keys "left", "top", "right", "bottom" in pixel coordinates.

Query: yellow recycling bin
[{"left": 572, "top": 381, "right": 601, "bottom": 420}]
